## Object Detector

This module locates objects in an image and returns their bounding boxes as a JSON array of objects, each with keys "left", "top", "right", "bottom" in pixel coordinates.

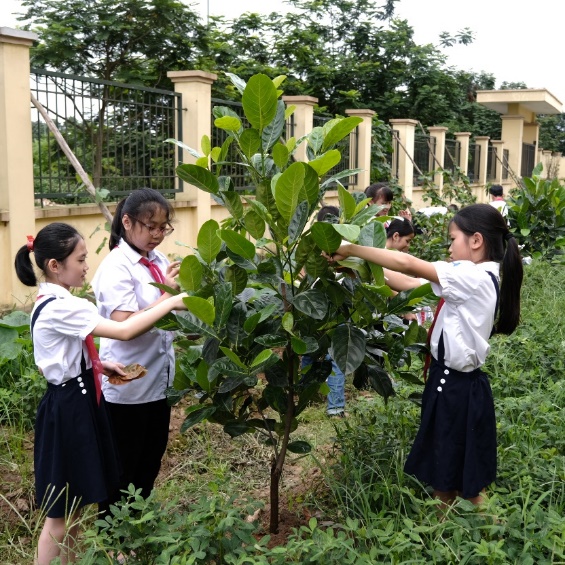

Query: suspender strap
[{"left": 31, "top": 296, "right": 57, "bottom": 336}]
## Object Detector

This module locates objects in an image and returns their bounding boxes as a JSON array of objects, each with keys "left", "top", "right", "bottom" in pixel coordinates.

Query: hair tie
[
  {"left": 26, "top": 235, "right": 35, "bottom": 252},
  {"left": 504, "top": 232, "right": 514, "bottom": 242}
]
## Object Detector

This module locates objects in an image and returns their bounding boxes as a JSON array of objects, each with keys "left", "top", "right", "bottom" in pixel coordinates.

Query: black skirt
[
  {"left": 404, "top": 358, "right": 497, "bottom": 499},
  {"left": 34, "top": 368, "right": 121, "bottom": 518}
]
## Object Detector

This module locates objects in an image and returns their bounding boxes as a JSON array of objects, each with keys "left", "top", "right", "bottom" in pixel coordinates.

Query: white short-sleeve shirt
[
  {"left": 31, "top": 282, "right": 102, "bottom": 385},
  {"left": 91, "top": 239, "right": 175, "bottom": 404},
  {"left": 429, "top": 260, "right": 500, "bottom": 372}
]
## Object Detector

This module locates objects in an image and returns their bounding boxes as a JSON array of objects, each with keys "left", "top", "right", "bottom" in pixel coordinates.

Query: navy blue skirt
[
  {"left": 34, "top": 369, "right": 121, "bottom": 518},
  {"left": 404, "top": 358, "right": 497, "bottom": 498}
]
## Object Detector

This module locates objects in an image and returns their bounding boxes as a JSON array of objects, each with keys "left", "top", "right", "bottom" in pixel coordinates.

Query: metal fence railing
[
  {"left": 388, "top": 129, "right": 400, "bottom": 180},
  {"left": 467, "top": 143, "right": 481, "bottom": 183},
  {"left": 521, "top": 143, "right": 536, "bottom": 178},
  {"left": 486, "top": 146, "right": 497, "bottom": 182},
  {"left": 413, "top": 134, "right": 436, "bottom": 185},
  {"left": 502, "top": 149, "right": 510, "bottom": 181},
  {"left": 444, "top": 139, "right": 461, "bottom": 173},
  {"left": 30, "top": 68, "right": 182, "bottom": 205}
]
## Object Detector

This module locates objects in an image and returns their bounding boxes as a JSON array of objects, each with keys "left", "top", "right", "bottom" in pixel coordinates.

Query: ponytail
[
  {"left": 15, "top": 245, "right": 37, "bottom": 287},
  {"left": 496, "top": 235, "right": 523, "bottom": 335}
]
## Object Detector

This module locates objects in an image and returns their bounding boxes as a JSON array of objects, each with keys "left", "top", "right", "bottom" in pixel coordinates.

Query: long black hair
[
  {"left": 109, "top": 188, "right": 174, "bottom": 250},
  {"left": 14, "top": 223, "right": 82, "bottom": 287},
  {"left": 451, "top": 203, "right": 522, "bottom": 334},
  {"left": 386, "top": 218, "right": 414, "bottom": 239}
]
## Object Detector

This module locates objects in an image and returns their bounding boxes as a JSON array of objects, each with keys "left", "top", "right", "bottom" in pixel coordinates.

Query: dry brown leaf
[{"left": 106, "top": 364, "right": 148, "bottom": 385}]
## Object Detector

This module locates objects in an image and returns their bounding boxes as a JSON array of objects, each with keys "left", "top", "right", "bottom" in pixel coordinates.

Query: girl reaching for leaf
[
  {"left": 14, "top": 222, "right": 186, "bottom": 565},
  {"left": 327, "top": 203, "right": 523, "bottom": 505}
]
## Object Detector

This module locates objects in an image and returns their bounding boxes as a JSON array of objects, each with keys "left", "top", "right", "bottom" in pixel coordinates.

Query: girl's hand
[
  {"left": 325, "top": 244, "right": 353, "bottom": 263},
  {"left": 165, "top": 260, "right": 181, "bottom": 290},
  {"left": 102, "top": 361, "right": 126, "bottom": 377},
  {"left": 399, "top": 209, "right": 412, "bottom": 222},
  {"left": 174, "top": 292, "right": 188, "bottom": 310}
]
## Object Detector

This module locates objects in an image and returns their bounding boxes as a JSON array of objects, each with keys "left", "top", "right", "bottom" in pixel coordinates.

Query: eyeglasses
[{"left": 128, "top": 216, "right": 174, "bottom": 237}]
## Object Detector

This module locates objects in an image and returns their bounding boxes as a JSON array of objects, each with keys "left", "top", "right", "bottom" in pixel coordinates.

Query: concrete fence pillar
[
  {"left": 282, "top": 95, "right": 317, "bottom": 163},
  {"left": 345, "top": 109, "right": 375, "bottom": 191},
  {"left": 500, "top": 115, "right": 524, "bottom": 181},
  {"left": 389, "top": 118, "right": 418, "bottom": 202},
  {"left": 0, "top": 27, "right": 38, "bottom": 307},
  {"left": 454, "top": 132, "right": 471, "bottom": 176},
  {"left": 491, "top": 140, "right": 505, "bottom": 184},
  {"left": 167, "top": 70, "right": 217, "bottom": 239},
  {"left": 428, "top": 126, "right": 448, "bottom": 191}
]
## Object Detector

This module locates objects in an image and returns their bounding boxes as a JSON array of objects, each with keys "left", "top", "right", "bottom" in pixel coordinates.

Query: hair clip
[{"left": 26, "top": 235, "right": 35, "bottom": 252}]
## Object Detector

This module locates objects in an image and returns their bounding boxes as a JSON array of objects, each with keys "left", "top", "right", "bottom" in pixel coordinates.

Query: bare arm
[
  {"left": 93, "top": 293, "right": 186, "bottom": 341},
  {"left": 383, "top": 268, "right": 422, "bottom": 291},
  {"left": 331, "top": 244, "right": 439, "bottom": 284}
]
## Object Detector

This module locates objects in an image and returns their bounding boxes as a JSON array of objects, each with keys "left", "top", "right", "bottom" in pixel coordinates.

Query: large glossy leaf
[
  {"left": 292, "top": 289, "right": 329, "bottom": 320},
  {"left": 333, "top": 224, "right": 360, "bottom": 242},
  {"left": 227, "top": 302, "right": 247, "bottom": 347},
  {"left": 287, "top": 440, "right": 312, "bottom": 454},
  {"left": 184, "top": 296, "right": 215, "bottom": 327},
  {"left": 351, "top": 204, "right": 380, "bottom": 226},
  {"left": 197, "top": 219, "right": 222, "bottom": 264},
  {"left": 294, "top": 234, "right": 317, "bottom": 273},
  {"left": 239, "top": 128, "right": 261, "bottom": 159},
  {"left": 303, "top": 163, "right": 320, "bottom": 206},
  {"left": 263, "top": 385, "right": 288, "bottom": 415},
  {"left": 180, "top": 406, "right": 217, "bottom": 433},
  {"left": 255, "top": 334, "right": 287, "bottom": 348},
  {"left": 176, "top": 164, "right": 219, "bottom": 194},
  {"left": 274, "top": 162, "right": 306, "bottom": 222},
  {"left": 0, "top": 327, "right": 21, "bottom": 360},
  {"left": 0, "top": 310, "right": 30, "bottom": 331},
  {"left": 304, "top": 253, "right": 329, "bottom": 278},
  {"left": 358, "top": 221, "right": 386, "bottom": 248},
  {"left": 179, "top": 255, "right": 202, "bottom": 292},
  {"left": 165, "top": 138, "right": 202, "bottom": 159},
  {"left": 218, "top": 229, "right": 256, "bottom": 259},
  {"left": 338, "top": 185, "right": 356, "bottom": 221},
  {"left": 244, "top": 210, "right": 265, "bottom": 240},
  {"left": 262, "top": 100, "right": 286, "bottom": 151},
  {"left": 221, "top": 191, "right": 244, "bottom": 220},
  {"left": 308, "top": 150, "right": 341, "bottom": 176},
  {"left": 308, "top": 127, "right": 324, "bottom": 154},
  {"left": 366, "top": 363, "right": 395, "bottom": 401},
  {"left": 225, "top": 72, "right": 247, "bottom": 94},
  {"left": 242, "top": 74, "right": 278, "bottom": 132},
  {"left": 214, "top": 115, "right": 242, "bottom": 132},
  {"left": 321, "top": 116, "right": 362, "bottom": 152},
  {"left": 272, "top": 142, "right": 289, "bottom": 169},
  {"left": 224, "top": 420, "right": 255, "bottom": 438},
  {"left": 321, "top": 168, "right": 364, "bottom": 189},
  {"left": 311, "top": 222, "right": 342, "bottom": 253},
  {"left": 214, "top": 282, "right": 233, "bottom": 327},
  {"left": 177, "top": 311, "right": 218, "bottom": 340},
  {"left": 225, "top": 265, "right": 248, "bottom": 296},
  {"left": 288, "top": 200, "right": 310, "bottom": 245},
  {"left": 243, "top": 196, "right": 271, "bottom": 224},
  {"left": 331, "top": 324, "right": 366, "bottom": 375}
]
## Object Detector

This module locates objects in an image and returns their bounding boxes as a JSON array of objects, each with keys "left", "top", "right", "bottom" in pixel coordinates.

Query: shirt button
[
  {"left": 444, "top": 369, "right": 449, "bottom": 375},
  {"left": 79, "top": 382, "right": 85, "bottom": 388},
  {"left": 77, "top": 377, "right": 83, "bottom": 383},
  {"left": 437, "top": 386, "right": 442, "bottom": 392},
  {"left": 82, "top": 389, "right": 87, "bottom": 395},
  {"left": 440, "top": 378, "right": 446, "bottom": 384}
]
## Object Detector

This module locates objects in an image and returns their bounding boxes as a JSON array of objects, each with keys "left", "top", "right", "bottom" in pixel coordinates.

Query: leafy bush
[{"left": 508, "top": 163, "right": 565, "bottom": 260}]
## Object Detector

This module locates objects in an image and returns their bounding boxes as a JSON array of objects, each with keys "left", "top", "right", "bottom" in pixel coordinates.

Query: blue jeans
[{"left": 302, "top": 355, "right": 346, "bottom": 415}]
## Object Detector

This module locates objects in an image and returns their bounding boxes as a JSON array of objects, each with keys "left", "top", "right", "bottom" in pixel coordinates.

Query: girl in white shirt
[
  {"left": 15, "top": 222, "right": 186, "bottom": 565},
  {"left": 328, "top": 203, "right": 523, "bottom": 505},
  {"left": 91, "top": 188, "right": 180, "bottom": 509}
]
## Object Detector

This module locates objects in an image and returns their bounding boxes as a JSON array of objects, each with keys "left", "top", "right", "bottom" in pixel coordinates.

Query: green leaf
[
  {"left": 225, "top": 265, "right": 248, "bottom": 295},
  {"left": 274, "top": 162, "right": 306, "bottom": 222},
  {"left": 195, "top": 156, "right": 209, "bottom": 168},
  {"left": 243, "top": 311, "right": 261, "bottom": 333},
  {"left": 331, "top": 325, "right": 366, "bottom": 374},
  {"left": 251, "top": 349, "right": 276, "bottom": 368},
  {"left": 333, "top": 224, "right": 361, "bottom": 242},
  {"left": 263, "top": 385, "right": 288, "bottom": 414},
  {"left": 165, "top": 138, "right": 202, "bottom": 159},
  {"left": 177, "top": 311, "right": 218, "bottom": 340},
  {"left": 304, "top": 253, "right": 329, "bottom": 278},
  {"left": 218, "top": 346, "right": 246, "bottom": 369},
  {"left": 224, "top": 421, "right": 254, "bottom": 438},
  {"left": 358, "top": 222, "right": 386, "bottom": 248},
  {"left": 308, "top": 149, "right": 341, "bottom": 176},
  {"left": 244, "top": 210, "right": 266, "bottom": 240},
  {"left": 197, "top": 219, "right": 222, "bottom": 264},
  {"left": 179, "top": 255, "right": 202, "bottom": 292},
  {"left": 291, "top": 336, "right": 307, "bottom": 354},
  {"left": 351, "top": 204, "right": 380, "bottom": 226},
  {"left": 272, "top": 142, "right": 290, "bottom": 169},
  {"left": 181, "top": 406, "right": 217, "bottom": 433},
  {"left": 225, "top": 72, "right": 247, "bottom": 94},
  {"left": 0, "top": 310, "right": 30, "bottom": 331},
  {"left": 282, "top": 311, "right": 294, "bottom": 334},
  {"left": 184, "top": 296, "right": 215, "bottom": 326},
  {"left": 0, "top": 327, "right": 21, "bottom": 360},
  {"left": 176, "top": 164, "right": 219, "bottom": 194},
  {"left": 214, "top": 115, "right": 241, "bottom": 132},
  {"left": 262, "top": 100, "right": 286, "bottom": 151},
  {"left": 308, "top": 127, "right": 324, "bottom": 154},
  {"left": 221, "top": 191, "right": 244, "bottom": 220},
  {"left": 311, "top": 222, "right": 342, "bottom": 253},
  {"left": 338, "top": 185, "right": 356, "bottom": 221},
  {"left": 218, "top": 229, "right": 256, "bottom": 260},
  {"left": 256, "top": 334, "right": 287, "bottom": 348},
  {"left": 321, "top": 117, "right": 362, "bottom": 152},
  {"left": 292, "top": 289, "right": 329, "bottom": 320},
  {"left": 201, "top": 135, "right": 211, "bottom": 156},
  {"left": 287, "top": 440, "right": 312, "bottom": 454},
  {"left": 242, "top": 74, "right": 278, "bottom": 132},
  {"left": 214, "top": 282, "right": 233, "bottom": 327},
  {"left": 239, "top": 128, "right": 261, "bottom": 159},
  {"left": 210, "top": 147, "right": 222, "bottom": 163},
  {"left": 303, "top": 164, "right": 320, "bottom": 206},
  {"left": 243, "top": 196, "right": 271, "bottom": 224},
  {"left": 288, "top": 200, "right": 310, "bottom": 245}
]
